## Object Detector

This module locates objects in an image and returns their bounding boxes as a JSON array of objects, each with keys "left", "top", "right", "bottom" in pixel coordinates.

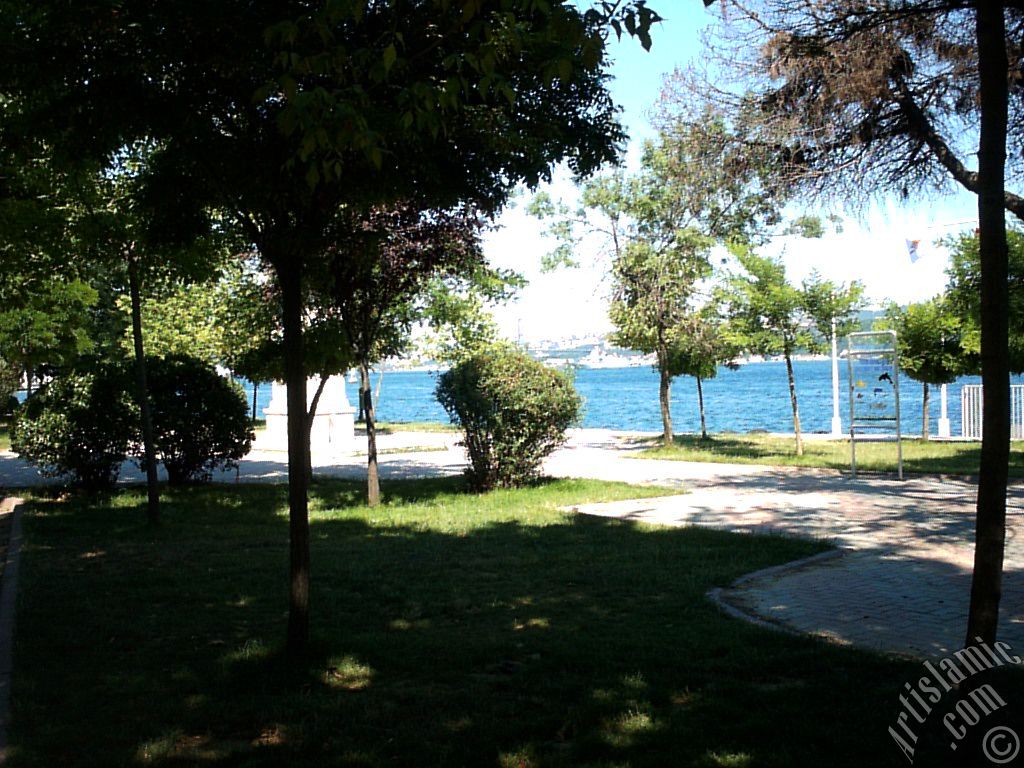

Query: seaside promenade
[{"left": 1, "top": 427, "right": 1021, "bottom": 660}]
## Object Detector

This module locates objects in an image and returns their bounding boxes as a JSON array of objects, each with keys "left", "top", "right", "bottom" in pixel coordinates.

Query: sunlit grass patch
[{"left": 635, "top": 433, "right": 1024, "bottom": 477}]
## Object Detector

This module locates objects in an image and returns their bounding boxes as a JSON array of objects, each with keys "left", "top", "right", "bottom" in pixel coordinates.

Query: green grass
[
  {"left": 10, "top": 478, "right": 1015, "bottom": 767},
  {"left": 377, "top": 445, "right": 449, "bottom": 455},
  {"left": 369, "top": 420, "right": 458, "bottom": 434},
  {"left": 0, "top": 420, "right": 8, "bottom": 452},
  {"left": 635, "top": 433, "right": 1024, "bottom": 477}
]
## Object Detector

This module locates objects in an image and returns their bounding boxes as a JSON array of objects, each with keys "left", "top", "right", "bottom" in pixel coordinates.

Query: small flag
[{"left": 906, "top": 239, "right": 921, "bottom": 263}]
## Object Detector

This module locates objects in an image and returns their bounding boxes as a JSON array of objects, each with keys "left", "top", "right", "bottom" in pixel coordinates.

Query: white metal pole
[
  {"left": 937, "top": 383, "right": 951, "bottom": 438},
  {"left": 847, "top": 337, "right": 857, "bottom": 478},
  {"left": 892, "top": 331, "right": 903, "bottom": 481},
  {"left": 831, "top": 316, "right": 842, "bottom": 437}
]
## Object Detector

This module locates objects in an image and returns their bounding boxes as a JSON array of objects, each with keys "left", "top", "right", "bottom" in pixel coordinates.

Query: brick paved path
[{"left": 554, "top": 432, "right": 1024, "bottom": 658}]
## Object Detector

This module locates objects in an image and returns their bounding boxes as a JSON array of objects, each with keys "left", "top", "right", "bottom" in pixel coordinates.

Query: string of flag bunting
[{"left": 904, "top": 219, "right": 977, "bottom": 263}]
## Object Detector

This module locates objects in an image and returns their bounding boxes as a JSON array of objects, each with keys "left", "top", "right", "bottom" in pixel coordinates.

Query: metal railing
[{"left": 961, "top": 384, "right": 1024, "bottom": 439}]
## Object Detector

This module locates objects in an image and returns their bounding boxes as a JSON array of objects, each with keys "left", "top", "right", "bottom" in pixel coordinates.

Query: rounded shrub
[
  {"left": 435, "top": 344, "right": 582, "bottom": 490},
  {"left": 146, "top": 355, "right": 253, "bottom": 484},
  {"left": 12, "top": 364, "right": 137, "bottom": 489}
]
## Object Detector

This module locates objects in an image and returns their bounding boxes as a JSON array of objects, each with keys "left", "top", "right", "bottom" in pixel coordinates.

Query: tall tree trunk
[
  {"left": 357, "top": 387, "right": 366, "bottom": 423},
  {"left": 127, "top": 256, "right": 160, "bottom": 526},
  {"left": 305, "top": 374, "right": 328, "bottom": 486},
  {"left": 658, "top": 363, "right": 673, "bottom": 446},
  {"left": 966, "top": 0, "right": 1009, "bottom": 648},
  {"left": 275, "top": 256, "right": 311, "bottom": 655},
  {"left": 784, "top": 346, "right": 803, "bottom": 456},
  {"left": 252, "top": 381, "right": 259, "bottom": 422},
  {"left": 696, "top": 376, "right": 708, "bottom": 440},
  {"left": 360, "top": 362, "right": 380, "bottom": 506},
  {"left": 921, "top": 382, "right": 930, "bottom": 441}
]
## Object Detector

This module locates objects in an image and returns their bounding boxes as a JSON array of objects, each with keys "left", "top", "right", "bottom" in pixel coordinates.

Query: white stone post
[
  {"left": 258, "top": 375, "right": 356, "bottom": 455},
  {"left": 937, "top": 383, "right": 951, "bottom": 438}
]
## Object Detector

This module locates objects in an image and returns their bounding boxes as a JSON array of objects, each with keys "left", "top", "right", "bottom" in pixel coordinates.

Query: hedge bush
[
  {"left": 12, "top": 365, "right": 137, "bottom": 489},
  {"left": 146, "top": 355, "right": 253, "bottom": 484},
  {"left": 12, "top": 356, "right": 253, "bottom": 488},
  {"left": 436, "top": 344, "right": 581, "bottom": 489}
]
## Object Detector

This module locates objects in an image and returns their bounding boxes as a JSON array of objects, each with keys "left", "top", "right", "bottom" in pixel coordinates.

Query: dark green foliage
[
  {"left": 0, "top": 357, "right": 19, "bottom": 406},
  {"left": 944, "top": 227, "right": 1024, "bottom": 374},
  {"left": 11, "top": 363, "right": 137, "bottom": 488},
  {"left": 147, "top": 355, "right": 254, "bottom": 485},
  {"left": 436, "top": 345, "right": 581, "bottom": 489},
  {"left": 11, "top": 355, "right": 253, "bottom": 487},
  {"left": 0, "top": 277, "right": 98, "bottom": 379},
  {"left": 879, "top": 299, "right": 969, "bottom": 386}
]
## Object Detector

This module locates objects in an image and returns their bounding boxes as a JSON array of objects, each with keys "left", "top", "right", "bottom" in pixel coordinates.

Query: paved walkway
[
  {"left": 2, "top": 428, "right": 1021, "bottom": 659},
  {"left": 554, "top": 431, "right": 1024, "bottom": 658}
]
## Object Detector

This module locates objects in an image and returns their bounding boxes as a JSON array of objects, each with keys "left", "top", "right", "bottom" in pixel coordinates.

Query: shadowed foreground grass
[
  {"left": 636, "top": 433, "right": 1024, "bottom": 477},
  {"left": 10, "top": 477, "right": 1018, "bottom": 767}
]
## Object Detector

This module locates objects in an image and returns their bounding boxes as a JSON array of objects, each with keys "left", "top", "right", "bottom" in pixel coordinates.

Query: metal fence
[{"left": 961, "top": 384, "right": 1024, "bottom": 438}]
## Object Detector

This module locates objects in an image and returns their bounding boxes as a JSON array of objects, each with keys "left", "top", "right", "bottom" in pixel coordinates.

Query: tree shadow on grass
[{"left": 8, "top": 482, "right": 1022, "bottom": 768}]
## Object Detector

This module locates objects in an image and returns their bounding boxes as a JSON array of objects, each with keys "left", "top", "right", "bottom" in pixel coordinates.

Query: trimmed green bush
[
  {"left": 436, "top": 344, "right": 581, "bottom": 489},
  {"left": 12, "top": 365, "right": 137, "bottom": 489},
  {"left": 147, "top": 355, "right": 253, "bottom": 484},
  {"left": 0, "top": 358, "right": 20, "bottom": 413}
]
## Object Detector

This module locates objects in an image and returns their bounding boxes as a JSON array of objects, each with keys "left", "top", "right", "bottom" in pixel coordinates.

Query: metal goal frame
[{"left": 845, "top": 330, "right": 903, "bottom": 480}]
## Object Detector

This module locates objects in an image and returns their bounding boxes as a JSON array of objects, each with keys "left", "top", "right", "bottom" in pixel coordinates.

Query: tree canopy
[
  {"left": 882, "top": 298, "right": 970, "bottom": 386},
  {"left": 945, "top": 226, "right": 1024, "bottom": 374},
  {"left": 533, "top": 123, "right": 784, "bottom": 444},
  {"left": 722, "top": 250, "right": 861, "bottom": 455},
  {"left": 0, "top": 0, "right": 668, "bottom": 652},
  {"left": 661, "top": 1, "right": 1024, "bottom": 219}
]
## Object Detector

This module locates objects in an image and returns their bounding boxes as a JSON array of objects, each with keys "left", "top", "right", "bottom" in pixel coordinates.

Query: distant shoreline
[{"left": 382, "top": 354, "right": 835, "bottom": 374}]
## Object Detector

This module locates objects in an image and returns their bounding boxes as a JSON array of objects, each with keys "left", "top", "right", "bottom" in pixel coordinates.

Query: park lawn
[
  {"left": 371, "top": 420, "right": 458, "bottom": 433},
  {"left": 636, "top": 433, "right": 1024, "bottom": 477},
  {"left": 0, "top": 421, "right": 8, "bottom": 452},
  {"left": 9, "top": 478, "right": 1009, "bottom": 767},
  {"left": 377, "top": 445, "right": 449, "bottom": 455}
]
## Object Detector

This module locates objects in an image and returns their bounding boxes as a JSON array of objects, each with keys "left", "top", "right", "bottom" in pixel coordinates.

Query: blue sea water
[{"left": 241, "top": 360, "right": 1014, "bottom": 437}]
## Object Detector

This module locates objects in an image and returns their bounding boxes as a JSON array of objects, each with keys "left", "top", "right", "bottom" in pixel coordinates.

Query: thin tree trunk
[
  {"left": 696, "top": 376, "right": 708, "bottom": 440},
  {"left": 357, "top": 387, "right": 366, "bottom": 423},
  {"left": 252, "top": 381, "right": 259, "bottom": 422},
  {"left": 922, "top": 382, "right": 930, "bottom": 441},
  {"left": 360, "top": 362, "right": 381, "bottom": 506},
  {"left": 127, "top": 256, "right": 160, "bottom": 525},
  {"left": 784, "top": 346, "right": 803, "bottom": 456},
  {"left": 305, "top": 374, "right": 328, "bottom": 486},
  {"left": 276, "top": 256, "right": 310, "bottom": 655},
  {"left": 658, "top": 363, "right": 673, "bottom": 446},
  {"left": 966, "top": 0, "right": 1009, "bottom": 649}
]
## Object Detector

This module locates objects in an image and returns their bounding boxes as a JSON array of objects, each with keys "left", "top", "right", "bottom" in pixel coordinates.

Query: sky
[{"left": 483, "top": 5, "right": 980, "bottom": 344}]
